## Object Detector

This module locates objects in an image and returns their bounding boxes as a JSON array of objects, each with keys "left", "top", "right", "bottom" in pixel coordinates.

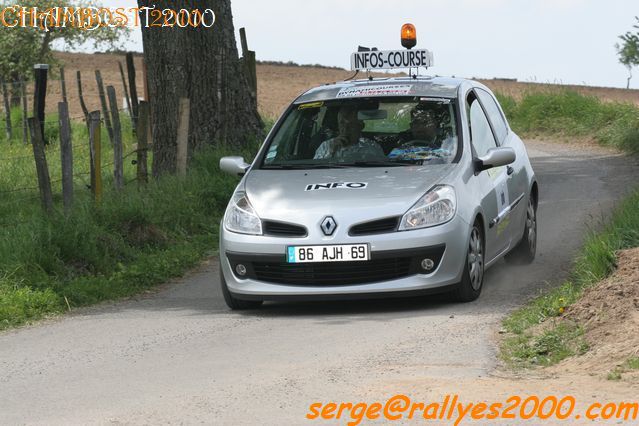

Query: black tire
[
  {"left": 452, "top": 222, "right": 484, "bottom": 302},
  {"left": 505, "top": 195, "right": 537, "bottom": 265},
  {"left": 220, "top": 269, "right": 263, "bottom": 310}
]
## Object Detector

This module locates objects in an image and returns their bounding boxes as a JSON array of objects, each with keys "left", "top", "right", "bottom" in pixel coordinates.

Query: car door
[
  {"left": 466, "top": 90, "right": 511, "bottom": 261},
  {"left": 475, "top": 88, "right": 527, "bottom": 247}
]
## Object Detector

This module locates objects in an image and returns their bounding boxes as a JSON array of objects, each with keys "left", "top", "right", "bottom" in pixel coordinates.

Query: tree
[
  {"left": 138, "top": 0, "right": 263, "bottom": 177},
  {"left": 0, "top": 0, "right": 129, "bottom": 83},
  {"left": 616, "top": 17, "right": 639, "bottom": 89},
  {"left": 0, "top": 1, "right": 128, "bottom": 109}
]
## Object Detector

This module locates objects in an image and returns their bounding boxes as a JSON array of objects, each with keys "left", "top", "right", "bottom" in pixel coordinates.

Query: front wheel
[
  {"left": 220, "top": 269, "right": 263, "bottom": 310},
  {"left": 452, "top": 223, "right": 484, "bottom": 302},
  {"left": 505, "top": 196, "right": 537, "bottom": 265}
]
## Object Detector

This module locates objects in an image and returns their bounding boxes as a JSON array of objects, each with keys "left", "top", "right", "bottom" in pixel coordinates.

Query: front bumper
[{"left": 219, "top": 215, "right": 469, "bottom": 300}]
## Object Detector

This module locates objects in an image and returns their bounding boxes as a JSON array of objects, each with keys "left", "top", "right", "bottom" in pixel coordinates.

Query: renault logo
[{"left": 320, "top": 216, "right": 337, "bottom": 236}]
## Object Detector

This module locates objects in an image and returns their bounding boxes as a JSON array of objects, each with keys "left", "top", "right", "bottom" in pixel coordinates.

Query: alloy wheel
[
  {"left": 467, "top": 227, "right": 484, "bottom": 291},
  {"left": 526, "top": 199, "right": 537, "bottom": 254}
]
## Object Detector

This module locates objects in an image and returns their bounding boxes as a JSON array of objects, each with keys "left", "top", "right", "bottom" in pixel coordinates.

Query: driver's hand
[{"left": 331, "top": 136, "right": 349, "bottom": 156}]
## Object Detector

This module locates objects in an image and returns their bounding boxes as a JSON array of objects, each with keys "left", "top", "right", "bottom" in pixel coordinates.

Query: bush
[{"left": 497, "top": 90, "right": 639, "bottom": 153}]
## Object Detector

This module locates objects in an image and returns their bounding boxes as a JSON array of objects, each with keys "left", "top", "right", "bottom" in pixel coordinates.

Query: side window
[
  {"left": 476, "top": 89, "right": 508, "bottom": 144},
  {"left": 467, "top": 93, "right": 497, "bottom": 158}
]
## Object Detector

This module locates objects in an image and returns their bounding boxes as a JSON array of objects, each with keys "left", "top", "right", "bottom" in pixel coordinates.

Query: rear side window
[{"left": 476, "top": 88, "right": 508, "bottom": 144}]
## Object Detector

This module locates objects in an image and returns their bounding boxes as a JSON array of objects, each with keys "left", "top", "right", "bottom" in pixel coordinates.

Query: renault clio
[{"left": 218, "top": 25, "right": 538, "bottom": 309}]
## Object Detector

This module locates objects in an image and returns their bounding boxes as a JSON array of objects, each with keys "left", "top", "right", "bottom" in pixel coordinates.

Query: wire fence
[
  {"left": 0, "top": 54, "right": 155, "bottom": 228},
  {"left": 0, "top": 85, "right": 146, "bottom": 211}
]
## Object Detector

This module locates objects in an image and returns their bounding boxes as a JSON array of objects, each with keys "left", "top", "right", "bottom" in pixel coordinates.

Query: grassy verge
[
  {"left": 496, "top": 90, "right": 639, "bottom": 154},
  {"left": 501, "top": 190, "right": 639, "bottom": 368},
  {"left": 498, "top": 90, "right": 639, "bottom": 368},
  {"left": 0, "top": 110, "right": 262, "bottom": 330}
]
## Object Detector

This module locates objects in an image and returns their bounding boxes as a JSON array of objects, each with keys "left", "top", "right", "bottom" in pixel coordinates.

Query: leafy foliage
[
  {"left": 0, "top": 0, "right": 129, "bottom": 81},
  {"left": 616, "top": 17, "right": 639, "bottom": 88}
]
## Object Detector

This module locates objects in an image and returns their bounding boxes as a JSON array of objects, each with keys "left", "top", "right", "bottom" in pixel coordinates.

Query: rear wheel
[
  {"left": 220, "top": 269, "right": 263, "bottom": 310},
  {"left": 505, "top": 196, "right": 537, "bottom": 265},
  {"left": 452, "top": 223, "right": 484, "bottom": 302}
]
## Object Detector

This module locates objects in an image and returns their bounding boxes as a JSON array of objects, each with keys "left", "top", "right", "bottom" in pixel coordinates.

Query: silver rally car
[{"left": 219, "top": 76, "right": 538, "bottom": 309}]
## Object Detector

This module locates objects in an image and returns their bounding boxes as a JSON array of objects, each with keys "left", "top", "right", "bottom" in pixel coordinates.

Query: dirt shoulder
[
  {"left": 406, "top": 248, "right": 639, "bottom": 423},
  {"left": 548, "top": 248, "right": 639, "bottom": 382}
]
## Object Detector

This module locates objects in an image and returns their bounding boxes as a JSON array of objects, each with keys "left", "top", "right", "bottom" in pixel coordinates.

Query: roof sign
[{"left": 350, "top": 49, "right": 434, "bottom": 71}]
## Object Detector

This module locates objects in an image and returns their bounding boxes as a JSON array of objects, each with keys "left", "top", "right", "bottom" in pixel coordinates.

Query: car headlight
[
  {"left": 224, "top": 191, "right": 262, "bottom": 235},
  {"left": 399, "top": 185, "right": 457, "bottom": 230}
]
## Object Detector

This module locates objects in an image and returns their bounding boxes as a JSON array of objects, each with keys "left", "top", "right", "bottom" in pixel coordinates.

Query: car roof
[{"left": 294, "top": 76, "right": 467, "bottom": 104}]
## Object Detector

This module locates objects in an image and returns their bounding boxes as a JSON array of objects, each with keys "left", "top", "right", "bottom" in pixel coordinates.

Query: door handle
[{"left": 507, "top": 166, "right": 515, "bottom": 176}]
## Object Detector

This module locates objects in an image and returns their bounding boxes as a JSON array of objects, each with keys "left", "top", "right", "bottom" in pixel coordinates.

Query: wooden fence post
[
  {"left": 28, "top": 117, "right": 53, "bottom": 213},
  {"left": 60, "top": 66, "right": 68, "bottom": 104},
  {"left": 176, "top": 98, "right": 190, "bottom": 177},
  {"left": 239, "top": 28, "right": 258, "bottom": 100},
  {"left": 1, "top": 79, "right": 11, "bottom": 141},
  {"left": 58, "top": 102, "right": 73, "bottom": 213},
  {"left": 20, "top": 78, "right": 28, "bottom": 145},
  {"left": 33, "top": 64, "right": 48, "bottom": 145},
  {"left": 88, "top": 111, "right": 102, "bottom": 202},
  {"left": 142, "top": 57, "right": 149, "bottom": 102},
  {"left": 76, "top": 71, "right": 89, "bottom": 123},
  {"left": 136, "top": 101, "right": 149, "bottom": 184},
  {"left": 94, "top": 70, "right": 114, "bottom": 145},
  {"left": 126, "top": 52, "right": 139, "bottom": 133},
  {"left": 107, "top": 86, "right": 124, "bottom": 190},
  {"left": 118, "top": 61, "right": 132, "bottom": 121}
]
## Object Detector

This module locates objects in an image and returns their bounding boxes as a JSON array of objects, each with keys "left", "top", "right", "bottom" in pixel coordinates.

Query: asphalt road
[{"left": 1, "top": 140, "right": 638, "bottom": 425}]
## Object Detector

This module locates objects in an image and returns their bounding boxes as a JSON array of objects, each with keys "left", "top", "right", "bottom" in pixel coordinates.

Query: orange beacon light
[{"left": 401, "top": 23, "right": 417, "bottom": 49}]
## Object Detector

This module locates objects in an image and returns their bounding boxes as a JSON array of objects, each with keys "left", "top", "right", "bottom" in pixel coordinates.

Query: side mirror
[
  {"left": 220, "top": 156, "right": 250, "bottom": 176},
  {"left": 475, "top": 147, "right": 516, "bottom": 173}
]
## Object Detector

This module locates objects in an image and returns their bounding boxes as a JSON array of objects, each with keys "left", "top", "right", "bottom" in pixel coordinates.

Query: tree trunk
[
  {"left": 138, "top": 0, "right": 263, "bottom": 177},
  {"left": 38, "top": 31, "right": 52, "bottom": 64}
]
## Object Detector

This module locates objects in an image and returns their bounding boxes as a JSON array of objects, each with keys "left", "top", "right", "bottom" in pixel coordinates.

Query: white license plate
[{"left": 287, "top": 244, "right": 370, "bottom": 263}]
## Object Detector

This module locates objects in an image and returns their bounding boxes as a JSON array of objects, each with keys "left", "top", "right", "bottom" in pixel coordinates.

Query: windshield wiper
[
  {"left": 262, "top": 161, "right": 410, "bottom": 169},
  {"left": 340, "top": 161, "right": 412, "bottom": 168},
  {"left": 262, "top": 164, "right": 341, "bottom": 170}
]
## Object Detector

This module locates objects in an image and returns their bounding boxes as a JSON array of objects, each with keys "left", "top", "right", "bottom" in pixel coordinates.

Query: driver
[{"left": 314, "top": 106, "right": 384, "bottom": 161}]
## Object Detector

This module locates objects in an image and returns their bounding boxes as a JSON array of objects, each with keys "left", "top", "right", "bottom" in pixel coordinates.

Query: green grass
[
  {"left": 0, "top": 109, "right": 264, "bottom": 330},
  {"left": 502, "top": 323, "right": 589, "bottom": 367},
  {"left": 626, "top": 357, "right": 639, "bottom": 370},
  {"left": 606, "top": 358, "right": 639, "bottom": 381},
  {"left": 607, "top": 370, "right": 623, "bottom": 381},
  {"left": 495, "top": 90, "right": 639, "bottom": 154},
  {"left": 501, "top": 190, "right": 639, "bottom": 368}
]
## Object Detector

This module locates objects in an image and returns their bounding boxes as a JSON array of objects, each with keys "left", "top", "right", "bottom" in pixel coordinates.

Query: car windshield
[{"left": 261, "top": 97, "right": 459, "bottom": 169}]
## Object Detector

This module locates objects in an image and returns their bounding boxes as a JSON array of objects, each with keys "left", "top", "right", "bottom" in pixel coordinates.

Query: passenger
[
  {"left": 314, "top": 106, "right": 385, "bottom": 161},
  {"left": 389, "top": 105, "right": 457, "bottom": 162},
  {"left": 408, "top": 106, "right": 440, "bottom": 146}
]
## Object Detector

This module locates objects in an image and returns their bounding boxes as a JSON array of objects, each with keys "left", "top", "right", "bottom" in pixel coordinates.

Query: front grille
[
  {"left": 349, "top": 217, "right": 400, "bottom": 236},
  {"left": 263, "top": 220, "right": 307, "bottom": 237},
  {"left": 226, "top": 245, "right": 446, "bottom": 286},
  {"left": 252, "top": 257, "right": 412, "bottom": 286}
]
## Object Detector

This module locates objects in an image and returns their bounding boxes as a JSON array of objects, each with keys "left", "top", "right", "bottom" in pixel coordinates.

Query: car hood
[{"left": 244, "top": 165, "right": 456, "bottom": 225}]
